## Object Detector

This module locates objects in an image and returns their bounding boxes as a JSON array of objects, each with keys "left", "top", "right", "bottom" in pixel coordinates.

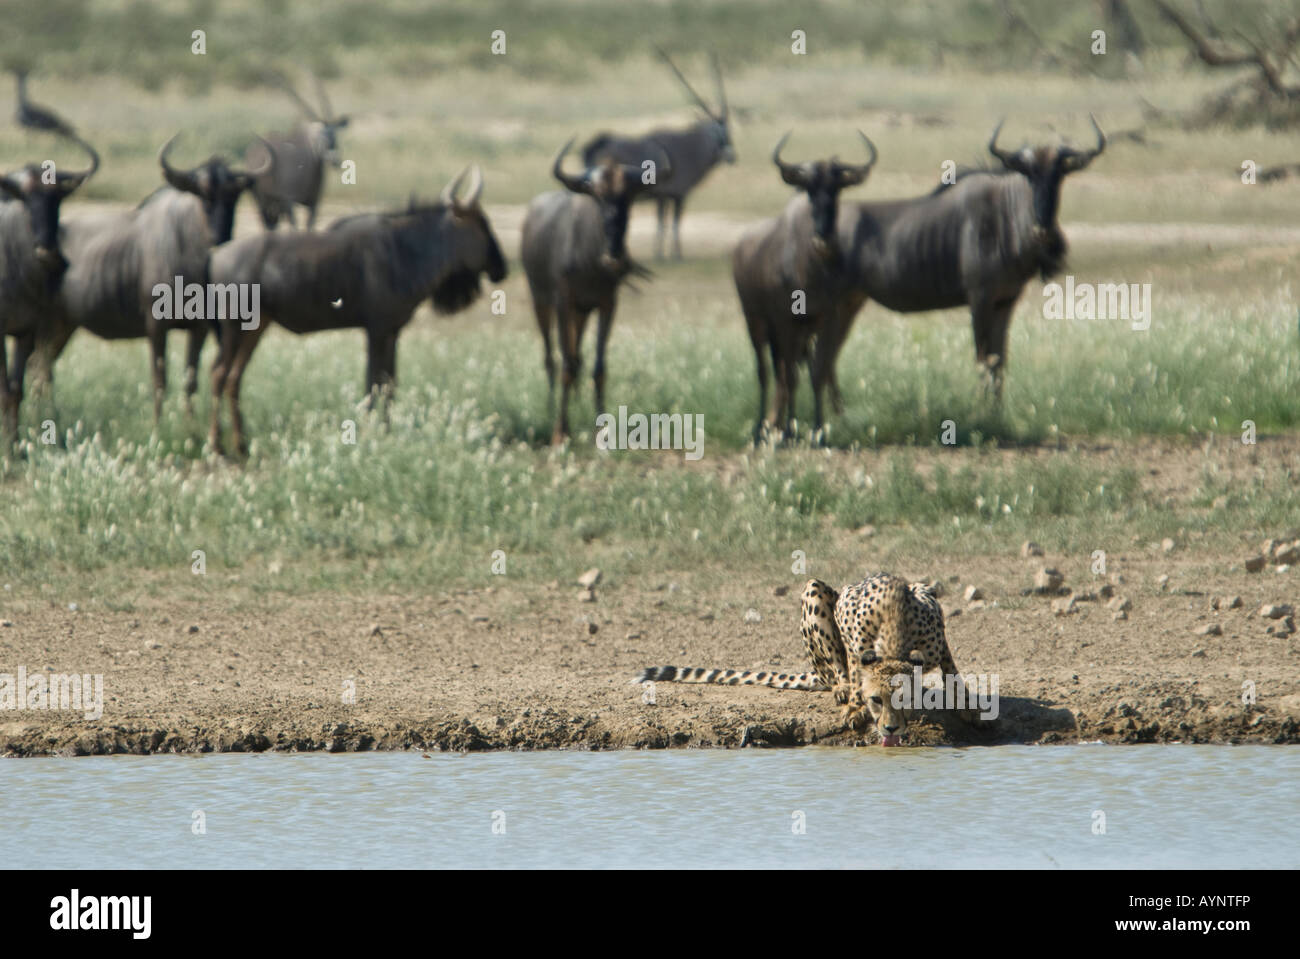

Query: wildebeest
[
  {"left": 12, "top": 69, "right": 76, "bottom": 137},
  {"left": 522, "top": 137, "right": 670, "bottom": 444},
  {"left": 733, "top": 132, "right": 876, "bottom": 441},
  {"left": 0, "top": 137, "right": 98, "bottom": 438},
  {"left": 825, "top": 116, "right": 1107, "bottom": 405},
  {"left": 246, "top": 73, "right": 349, "bottom": 229},
  {"left": 29, "top": 135, "right": 271, "bottom": 421},
  {"left": 206, "top": 166, "right": 506, "bottom": 455},
  {"left": 581, "top": 48, "right": 732, "bottom": 260}
]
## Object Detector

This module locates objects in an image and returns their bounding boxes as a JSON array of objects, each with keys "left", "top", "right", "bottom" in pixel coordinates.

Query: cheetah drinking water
[{"left": 635, "top": 572, "right": 974, "bottom": 745}]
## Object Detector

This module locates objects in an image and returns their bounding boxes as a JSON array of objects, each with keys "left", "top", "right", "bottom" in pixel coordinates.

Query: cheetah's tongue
[{"left": 881, "top": 735, "right": 902, "bottom": 747}]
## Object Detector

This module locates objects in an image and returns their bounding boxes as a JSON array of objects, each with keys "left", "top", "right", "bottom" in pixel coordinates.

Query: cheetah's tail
[{"left": 631, "top": 665, "right": 826, "bottom": 690}]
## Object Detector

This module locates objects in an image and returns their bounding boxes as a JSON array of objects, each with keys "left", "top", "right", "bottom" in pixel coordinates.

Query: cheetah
[{"left": 634, "top": 572, "right": 973, "bottom": 745}]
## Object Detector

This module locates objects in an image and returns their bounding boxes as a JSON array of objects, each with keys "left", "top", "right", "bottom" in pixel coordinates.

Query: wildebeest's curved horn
[
  {"left": 459, "top": 164, "right": 484, "bottom": 210},
  {"left": 0, "top": 174, "right": 24, "bottom": 200},
  {"left": 158, "top": 134, "right": 199, "bottom": 193},
  {"left": 1060, "top": 113, "right": 1106, "bottom": 172},
  {"left": 440, "top": 166, "right": 469, "bottom": 206},
  {"left": 772, "top": 131, "right": 807, "bottom": 187},
  {"left": 834, "top": 130, "right": 877, "bottom": 186},
  {"left": 551, "top": 137, "right": 591, "bottom": 195},
  {"left": 988, "top": 118, "right": 1031, "bottom": 175},
  {"left": 51, "top": 135, "right": 100, "bottom": 194}
]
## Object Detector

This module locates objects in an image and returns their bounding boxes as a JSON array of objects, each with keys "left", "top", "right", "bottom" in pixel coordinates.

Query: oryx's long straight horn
[{"left": 581, "top": 48, "right": 735, "bottom": 259}]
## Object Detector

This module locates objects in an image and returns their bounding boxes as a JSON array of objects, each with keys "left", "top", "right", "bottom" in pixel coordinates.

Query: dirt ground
[{"left": 3, "top": 439, "right": 1298, "bottom": 756}]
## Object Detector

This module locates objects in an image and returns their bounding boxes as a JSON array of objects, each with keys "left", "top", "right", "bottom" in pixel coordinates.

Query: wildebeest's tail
[
  {"left": 581, "top": 133, "right": 614, "bottom": 168},
  {"left": 632, "top": 665, "right": 826, "bottom": 690}
]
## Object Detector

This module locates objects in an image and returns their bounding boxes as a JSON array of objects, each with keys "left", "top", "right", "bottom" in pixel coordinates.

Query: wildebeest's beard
[
  {"left": 1037, "top": 227, "right": 1067, "bottom": 280},
  {"left": 430, "top": 268, "right": 484, "bottom": 315}
]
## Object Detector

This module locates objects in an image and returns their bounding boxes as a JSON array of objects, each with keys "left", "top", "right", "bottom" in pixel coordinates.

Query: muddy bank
[{"left": 3, "top": 545, "right": 1297, "bottom": 755}]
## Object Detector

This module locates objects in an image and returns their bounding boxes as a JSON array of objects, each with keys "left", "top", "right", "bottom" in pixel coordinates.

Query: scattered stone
[
  {"left": 1226, "top": 595, "right": 1243, "bottom": 609},
  {"left": 368, "top": 623, "right": 383, "bottom": 637},
  {"left": 577, "top": 568, "right": 602, "bottom": 589},
  {"left": 625, "top": 632, "right": 642, "bottom": 641},
  {"left": 928, "top": 580, "right": 946, "bottom": 598},
  {"left": 668, "top": 583, "right": 681, "bottom": 594},
  {"left": 144, "top": 639, "right": 162, "bottom": 650},
  {"left": 188, "top": 625, "right": 200, "bottom": 634},
  {"left": 1191, "top": 649, "right": 1206, "bottom": 658},
  {"left": 1021, "top": 541, "right": 1044, "bottom": 558},
  {"left": 1276, "top": 542, "right": 1300, "bottom": 564},
  {"left": 1211, "top": 495, "right": 1229, "bottom": 510},
  {"left": 68, "top": 603, "right": 78, "bottom": 612},
  {"left": 471, "top": 615, "right": 490, "bottom": 623},
  {"left": 1260, "top": 604, "right": 1294, "bottom": 620},
  {"left": 1209, "top": 596, "right": 1220, "bottom": 610},
  {"left": 966, "top": 599, "right": 987, "bottom": 611},
  {"left": 772, "top": 585, "right": 790, "bottom": 597},
  {"left": 1034, "top": 567, "right": 1065, "bottom": 594},
  {"left": 1263, "top": 538, "right": 1279, "bottom": 558},
  {"left": 578, "top": 588, "right": 596, "bottom": 603},
  {"left": 744, "top": 609, "right": 762, "bottom": 623},
  {"left": 1161, "top": 538, "right": 1176, "bottom": 553},
  {"left": 1195, "top": 623, "right": 1222, "bottom": 637},
  {"left": 963, "top": 585, "right": 983, "bottom": 602},
  {"left": 947, "top": 607, "right": 963, "bottom": 618},
  {"left": 1156, "top": 574, "right": 1170, "bottom": 590},
  {"left": 1052, "top": 595, "right": 1077, "bottom": 616},
  {"left": 587, "top": 622, "right": 599, "bottom": 635},
  {"left": 1245, "top": 555, "right": 1268, "bottom": 573},
  {"left": 699, "top": 612, "right": 715, "bottom": 622},
  {"left": 1107, "top": 596, "right": 1132, "bottom": 613},
  {"left": 1099, "top": 584, "right": 1115, "bottom": 599},
  {"left": 1278, "top": 565, "right": 1291, "bottom": 574},
  {"left": 1112, "top": 610, "right": 1128, "bottom": 622},
  {"left": 1109, "top": 572, "right": 1125, "bottom": 586},
  {"left": 856, "top": 524, "right": 877, "bottom": 538},
  {"left": 0, "top": 620, "right": 11, "bottom": 627}
]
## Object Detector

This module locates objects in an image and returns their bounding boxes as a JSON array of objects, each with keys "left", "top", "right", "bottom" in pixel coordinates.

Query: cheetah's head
[{"left": 860, "top": 654, "right": 923, "bottom": 747}]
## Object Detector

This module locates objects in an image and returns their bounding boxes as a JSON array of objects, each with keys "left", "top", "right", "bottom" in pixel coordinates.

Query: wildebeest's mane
[{"left": 430, "top": 268, "right": 483, "bottom": 315}]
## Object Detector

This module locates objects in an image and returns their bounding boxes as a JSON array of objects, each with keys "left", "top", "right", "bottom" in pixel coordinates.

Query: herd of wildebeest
[{"left": 0, "top": 52, "right": 1107, "bottom": 455}]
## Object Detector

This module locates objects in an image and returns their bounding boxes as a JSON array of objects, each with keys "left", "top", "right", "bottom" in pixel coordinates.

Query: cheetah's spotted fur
[{"left": 635, "top": 572, "right": 973, "bottom": 741}]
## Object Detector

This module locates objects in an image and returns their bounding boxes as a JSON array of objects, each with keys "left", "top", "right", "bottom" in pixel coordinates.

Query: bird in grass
[{"left": 13, "top": 69, "right": 77, "bottom": 137}]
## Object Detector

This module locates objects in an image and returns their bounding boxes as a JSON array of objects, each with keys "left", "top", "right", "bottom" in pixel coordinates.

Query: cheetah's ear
[
  {"left": 907, "top": 651, "right": 926, "bottom": 667},
  {"left": 862, "top": 649, "right": 880, "bottom": 665}
]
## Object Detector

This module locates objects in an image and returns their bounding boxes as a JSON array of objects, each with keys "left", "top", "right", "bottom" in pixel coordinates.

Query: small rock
[
  {"left": 577, "top": 568, "right": 602, "bottom": 589},
  {"left": 1211, "top": 495, "right": 1229, "bottom": 510},
  {"left": 188, "top": 625, "right": 200, "bottom": 634},
  {"left": 625, "top": 631, "right": 642, "bottom": 640},
  {"left": 587, "top": 622, "right": 599, "bottom": 635},
  {"left": 1156, "top": 574, "right": 1170, "bottom": 590},
  {"left": 1052, "top": 595, "right": 1077, "bottom": 616},
  {"left": 1099, "top": 584, "right": 1115, "bottom": 599},
  {"left": 772, "top": 585, "right": 790, "bottom": 597},
  {"left": 698, "top": 612, "right": 715, "bottom": 622},
  {"left": 1278, "top": 565, "right": 1291, "bottom": 574},
  {"left": 1107, "top": 596, "right": 1131, "bottom": 613},
  {"left": 1112, "top": 610, "right": 1128, "bottom": 621},
  {"left": 368, "top": 623, "right": 383, "bottom": 637},
  {"left": 1226, "top": 595, "right": 1242, "bottom": 608},
  {"left": 927, "top": 580, "right": 946, "bottom": 598},
  {"left": 0, "top": 620, "right": 11, "bottom": 627},
  {"left": 963, "top": 585, "right": 983, "bottom": 602},
  {"left": 668, "top": 583, "right": 681, "bottom": 594},
  {"left": 744, "top": 609, "right": 762, "bottom": 623},
  {"left": 1191, "top": 648, "right": 1206, "bottom": 658},
  {"left": 1021, "top": 541, "right": 1044, "bottom": 558},
  {"left": 1161, "top": 538, "right": 1176, "bottom": 553},
  {"left": 856, "top": 524, "right": 876, "bottom": 538},
  {"left": 947, "top": 607, "right": 963, "bottom": 618},
  {"left": 1108, "top": 572, "right": 1125, "bottom": 586},
  {"left": 471, "top": 614, "right": 490, "bottom": 623},
  {"left": 966, "top": 599, "right": 987, "bottom": 611},
  {"left": 144, "top": 639, "right": 161, "bottom": 650},
  {"left": 1195, "top": 623, "right": 1222, "bottom": 637},
  {"left": 1276, "top": 542, "right": 1300, "bottom": 564},
  {"left": 1260, "top": 604, "right": 1294, "bottom": 620},
  {"left": 1245, "top": 555, "right": 1268, "bottom": 573},
  {"left": 578, "top": 588, "right": 596, "bottom": 603},
  {"left": 1034, "top": 567, "right": 1065, "bottom": 594},
  {"left": 68, "top": 603, "right": 78, "bottom": 612}
]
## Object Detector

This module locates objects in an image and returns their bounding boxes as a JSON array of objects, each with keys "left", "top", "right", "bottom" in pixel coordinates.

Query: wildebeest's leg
[
  {"left": 970, "top": 297, "right": 998, "bottom": 400},
  {"left": 592, "top": 300, "right": 615, "bottom": 419},
  {"left": 533, "top": 298, "right": 557, "bottom": 423},
  {"left": 671, "top": 197, "right": 685, "bottom": 260},
  {"left": 183, "top": 325, "right": 206, "bottom": 417},
  {"left": 554, "top": 301, "right": 590, "bottom": 444},
  {"left": 23, "top": 318, "right": 75, "bottom": 409},
  {"left": 225, "top": 323, "right": 267, "bottom": 457},
  {"left": 745, "top": 312, "right": 769, "bottom": 445},
  {"left": 984, "top": 297, "right": 1016, "bottom": 404},
  {"left": 655, "top": 199, "right": 667, "bottom": 261},
  {"left": 208, "top": 326, "right": 235, "bottom": 454},
  {"left": 765, "top": 338, "right": 786, "bottom": 439},
  {"left": 0, "top": 332, "right": 16, "bottom": 444},
  {"left": 148, "top": 324, "right": 169, "bottom": 424},
  {"left": 382, "top": 333, "right": 397, "bottom": 392},
  {"left": 306, "top": 203, "right": 318, "bottom": 230},
  {"left": 285, "top": 205, "right": 298, "bottom": 230}
]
